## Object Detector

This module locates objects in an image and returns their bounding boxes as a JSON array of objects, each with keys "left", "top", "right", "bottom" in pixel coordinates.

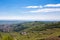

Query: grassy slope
[
  {"left": 0, "top": 21, "right": 60, "bottom": 40},
  {"left": 0, "top": 28, "right": 60, "bottom": 40}
]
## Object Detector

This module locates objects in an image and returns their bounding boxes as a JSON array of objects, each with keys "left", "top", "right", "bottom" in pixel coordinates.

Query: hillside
[{"left": 0, "top": 21, "right": 60, "bottom": 40}]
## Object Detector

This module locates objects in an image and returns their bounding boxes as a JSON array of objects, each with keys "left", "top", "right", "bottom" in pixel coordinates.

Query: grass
[{"left": 0, "top": 28, "right": 60, "bottom": 40}]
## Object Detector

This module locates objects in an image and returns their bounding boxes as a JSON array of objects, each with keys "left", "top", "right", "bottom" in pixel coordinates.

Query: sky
[{"left": 0, "top": 0, "right": 60, "bottom": 21}]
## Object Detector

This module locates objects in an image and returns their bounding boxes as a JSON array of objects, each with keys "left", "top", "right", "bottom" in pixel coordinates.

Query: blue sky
[{"left": 0, "top": 0, "right": 60, "bottom": 21}]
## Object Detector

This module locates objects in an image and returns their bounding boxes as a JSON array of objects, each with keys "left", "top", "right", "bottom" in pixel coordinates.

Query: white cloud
[
  {"left": 25, "top": 4, "right": 60, "bottom": 13},
  {"left": 0, "top": 16, "right": 40, "bottom": 20},
  {"left": 29, "top": 8, "right": 60, "bottom": 13},
  {"left": 22, "top": 4, "right": 60, "bottom": 21},
  {"left": 25, "top": 4, "right": 60, "bottom": 9},
  {"left": 25, "top": 6, "right": 43, "bottom": 8},
  {"left": 44, "top": 4, "right": 60, "bottom": 7},
  {"left": 0, "top": 15, "right": 60, "bottom": 21}
]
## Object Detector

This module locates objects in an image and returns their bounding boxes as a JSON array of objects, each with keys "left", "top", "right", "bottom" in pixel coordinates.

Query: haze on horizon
[{"left": 0, "top": 0, "right": 60, "bottom": 21}]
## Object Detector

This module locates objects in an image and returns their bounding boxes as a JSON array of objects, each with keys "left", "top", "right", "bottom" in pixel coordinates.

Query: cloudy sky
[{"left": 0, "top": 0, "right": 60, "bottom": 21}]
